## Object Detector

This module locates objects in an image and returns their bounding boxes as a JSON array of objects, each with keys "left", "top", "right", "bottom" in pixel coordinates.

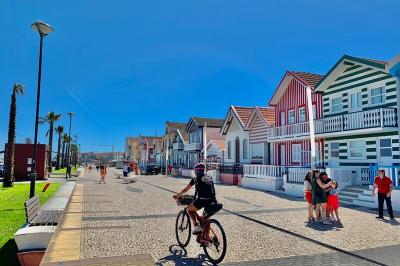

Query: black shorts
[{"left": 193, "top": 198, "right": 216, "bottom": 210}]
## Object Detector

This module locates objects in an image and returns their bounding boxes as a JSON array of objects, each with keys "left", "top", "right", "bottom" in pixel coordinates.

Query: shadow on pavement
[
  {"left": 156, "top": 245, "right": 210, "bottom": 266},
  {"left": 305, "top": 220, "right": 343, "bottom": 231}
]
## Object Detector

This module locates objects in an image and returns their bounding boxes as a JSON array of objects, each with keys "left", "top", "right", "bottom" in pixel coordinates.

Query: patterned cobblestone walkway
[{"left": 43, "top": 169, "right": 400, "bottom": 265}]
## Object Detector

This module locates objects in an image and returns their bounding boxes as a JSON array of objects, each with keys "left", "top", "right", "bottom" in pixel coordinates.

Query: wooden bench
[{"left": 24, "top": 196, "right": 63, "bottom": 226}]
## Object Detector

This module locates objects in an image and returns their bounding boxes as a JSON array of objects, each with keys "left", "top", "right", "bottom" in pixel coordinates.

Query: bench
[{"left": 25, "top": 196, "right": 63, "bottom": 226}]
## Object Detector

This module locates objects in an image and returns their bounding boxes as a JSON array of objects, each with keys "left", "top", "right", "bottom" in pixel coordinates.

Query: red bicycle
[{"left": 175, "top": 195, "right": 227, "bottom": 264}]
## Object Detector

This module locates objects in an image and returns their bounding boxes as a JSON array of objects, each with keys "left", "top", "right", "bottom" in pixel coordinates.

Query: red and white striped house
[
  {"left": 268, "top": 71, "right": 325, "bottom": 167},
  {"left": 244, "top": 107, "right": 275, "bottom": 164}
]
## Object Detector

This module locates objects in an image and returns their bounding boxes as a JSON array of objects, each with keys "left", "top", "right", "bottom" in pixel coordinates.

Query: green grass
[
  {"left": 51, "top": 166, "right": 78, "bottom": 174},
  {"left": 0, "top": 182, "right": 61, "bottom": 265}
]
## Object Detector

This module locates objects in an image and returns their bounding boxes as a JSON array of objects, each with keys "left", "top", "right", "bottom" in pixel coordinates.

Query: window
[
  {"left": 280, "top": 112, "right": 286, "bottom": 126},
  {"left": 330, "top": 142, "right": 339, "bottom": 158},
  {"left": 288, "top": 110, "right": 295, "bottom": 124},
  {"left": 243, "top": 139, "right": 248, "bottom": 159},
  {"left": 350, "top": 92, "right": 362, "bottom": 110},
  {"left": 227, "top": 141, "right": 232, "bottom": 159},
  {"left": 349, "top": 141, "right": 366, "bottom": 158},
  {"left": 331, "top": 97, "right": 343, "bottom": 113},
  {"left": 371, "top": 87, "right": 385, "bottom": 105},
  {"left": 292, "top": 144, "right": 301, "bottom": 163},
  {"left": 299, "top": 107, "right": 306, "bottom": 122},
  {"left": 312, "top": 104, "right": 317, "bottom": 119},
  {"left": 380, "top": 138, "right": 392, "bottom": 157}
]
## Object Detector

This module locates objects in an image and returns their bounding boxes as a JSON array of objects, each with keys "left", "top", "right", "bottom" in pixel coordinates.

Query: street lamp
[
  {"left": 66, "top": 112, "right": 74, "bottom": 179},
  {"left": 30, "top": 20, "right": 54, "bottom": 198}
]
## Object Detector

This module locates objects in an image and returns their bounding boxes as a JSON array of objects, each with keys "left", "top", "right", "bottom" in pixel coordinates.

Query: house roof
[
  {"left": 244, "top": 106, "right": 275, "bottom": 130},
  {"left": 269, "top": 71, "right": 323, "bottom": 105},
  {"left": 210, "top": 139, "right": 225, "bottom": 151},
  {"left": 165, "top": 121, "right": 189, "bottom": 143},
  {"left": 220, "top": 106, "right": 254, "bottom": 135},
  {"left": 185, "top": 117, "right": 224, "bottom": 132},
  {"left": 256, "top": 107, "right": 275, "bottom": 125},
  {"left": 315, "top": 55, "right": 389, "bottom": 91}
]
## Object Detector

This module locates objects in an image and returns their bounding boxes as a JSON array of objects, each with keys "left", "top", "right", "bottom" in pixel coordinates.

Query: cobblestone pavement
[{"left": 77, "top": 169, "right": 400, "bottom": 265}]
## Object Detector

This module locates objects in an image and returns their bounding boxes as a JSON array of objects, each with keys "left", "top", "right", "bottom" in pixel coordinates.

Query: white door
[
  {"left": 280, "top": 112, "right": 286, "bottom": 126},
  {"left": 329, "top": 142, "right": 340, "bottom": 167},
  {"left": 280, "top": 144, "right": 286, "bottom": 166},
  {"left": 378, "top": 138, "right": 393, "bottom": 166},
  {"left": 349, "top": 91, "right": 362, "bottom": 112}
]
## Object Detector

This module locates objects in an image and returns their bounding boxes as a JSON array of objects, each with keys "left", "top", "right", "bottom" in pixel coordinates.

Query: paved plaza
[{"left": 42, "top": 169, "right": 400, "bottom": 265}]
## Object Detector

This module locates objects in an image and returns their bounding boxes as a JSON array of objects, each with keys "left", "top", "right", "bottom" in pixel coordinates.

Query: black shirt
[{"left": 189, "top": 176, "right": 216, "bottom": 199}]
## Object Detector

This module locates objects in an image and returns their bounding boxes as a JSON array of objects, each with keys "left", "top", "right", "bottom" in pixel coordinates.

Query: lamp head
[
  {"left": 68, "top": 112, "right": 74, "bottom": 117},
  {"left": 31, "top": 20, "right": 54, "bottom": 37}
]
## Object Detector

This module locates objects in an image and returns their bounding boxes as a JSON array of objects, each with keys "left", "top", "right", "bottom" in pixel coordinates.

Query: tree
[
  {"left": 55, "top": 125, "right": 64, "bottom": 170},
  {"left": 61, "top": 134, "right": 69, "bottom": 168},
  {"left": 4, "top": 84, "right": 24, "bottom": 187},
  {"left": 40, "top": 112, "right": 62, "bottom": 173}
]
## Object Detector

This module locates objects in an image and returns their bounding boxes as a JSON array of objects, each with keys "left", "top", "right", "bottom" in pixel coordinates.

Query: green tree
[
  {"left": 4, "top": 84, "right": 24, "bottom": 187},
  {"left": 55, "top": 125, "right": 64, "bottom": 170},
  {"left": 61, "top": 134, "right": 69, "bottom": 168},
  {"left": 41, "top": 112, "right": 62, "bottom": 173}
]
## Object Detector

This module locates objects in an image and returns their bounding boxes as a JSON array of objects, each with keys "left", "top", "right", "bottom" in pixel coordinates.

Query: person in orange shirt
[{"left": 99, "top": 163, "right": 107, "bottom": 184}]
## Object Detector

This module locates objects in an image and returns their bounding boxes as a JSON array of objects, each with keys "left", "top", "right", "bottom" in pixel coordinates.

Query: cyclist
[{"left": 173, "top": 163, "right": 216, "bottom": 235}]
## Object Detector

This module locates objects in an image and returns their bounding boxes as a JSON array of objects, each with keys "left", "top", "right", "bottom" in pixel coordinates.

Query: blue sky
[{"left": 0, "top": 0, "right": 399, "bottom": 152}]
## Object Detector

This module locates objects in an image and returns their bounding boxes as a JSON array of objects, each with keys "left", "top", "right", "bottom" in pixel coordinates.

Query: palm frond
[{"left": 13, "top": 83, "right": 25, "bottom": 95}]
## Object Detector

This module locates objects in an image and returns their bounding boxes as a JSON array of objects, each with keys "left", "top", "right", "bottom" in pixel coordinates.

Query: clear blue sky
[{"left": 1, "top": 0, "right": 399, "bottom": 152}]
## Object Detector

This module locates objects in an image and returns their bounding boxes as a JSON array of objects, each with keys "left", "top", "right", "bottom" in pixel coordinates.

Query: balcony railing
[
  {"left": 315, "top": 108, "right": 397, "bottom": 134},
  {"left": 184, "top": 143, "right": 202, "bottom": 151},
  {"left": 267, "top": 108, "right": 397, "bottom": 139},
  {"left": 220, "top": 164, "right": 243, "bottom": 175},
  {"left": 286, "top": 166, "right": 325, "bottom": 183},
  {"left": 173, "top": 143, "right": 184, "bottom": 150}
]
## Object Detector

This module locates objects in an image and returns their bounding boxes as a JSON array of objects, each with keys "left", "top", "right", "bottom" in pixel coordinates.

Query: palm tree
[
  {"left": 41, "top": 112, "right": 62, "bottom": 173},
  {"left": 4, "top": 84, "right": 24, "bottom": 187},
  {"left": 55, "top": 125, "right": 64, "bottom": 170},
  {"left": 61, "top": 134, "right": 69, "bottom": 168}
]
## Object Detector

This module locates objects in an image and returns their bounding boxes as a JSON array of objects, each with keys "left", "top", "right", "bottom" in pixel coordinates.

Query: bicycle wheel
[
  {"left": 202, "top": 219, "right": 227, "bottom": 264},
  {"left": 175, "top": 210, "right": 191, "bottom": 247}
]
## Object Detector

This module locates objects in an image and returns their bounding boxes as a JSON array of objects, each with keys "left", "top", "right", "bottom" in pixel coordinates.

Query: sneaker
[
  {"left": 323, "top": 220, "right": 331, "bottom": 225},
  {"left": 376, "top": 216, "right": 384, "bottom": 219},
  {"left": 192, "top": 224, "right": 202, "bottom": 235}
]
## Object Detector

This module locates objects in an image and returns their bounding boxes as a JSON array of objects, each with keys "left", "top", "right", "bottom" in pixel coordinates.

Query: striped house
[
  {"left": 267, "top": 71, "right": 325, "bottom": 167},
  {"left": 314, "top": 55, "right": 399, "bottom": 186},
  {"left": 244, "top": 107, "right": 275, "bottom": 164}
]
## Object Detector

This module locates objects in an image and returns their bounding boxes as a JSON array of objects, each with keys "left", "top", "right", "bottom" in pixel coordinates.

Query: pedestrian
[
  {"left": 320, "top": 172, "right": 334, "bottom": 219},
  {"left": 304, "top": 172, "right": 315, "bottom": 222},
  {"left": 311, "top": 170, "right": 332, "bottom": 224},
  {"left": 88, "top": 164, "right": 92, "bottom": 173},
  {"left": 327, "top": 181, "right": 340, "bottom": 222},
  {"left": 100, "top": 163, "right": 107, "bottom": 184},
  {"left": 96, "top": 164, "right": 99, "bottom": 172},
  {"left": 372, "top": 169, "right": 394, "bottom": 220},
  {"left": 123, "top": 163, "right": 129, "bottom": 177}
]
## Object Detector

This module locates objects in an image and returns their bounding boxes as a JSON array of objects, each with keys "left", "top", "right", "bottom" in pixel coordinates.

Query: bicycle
[{"left": 175, "top": 195, "right": 227, "bottom": 264}]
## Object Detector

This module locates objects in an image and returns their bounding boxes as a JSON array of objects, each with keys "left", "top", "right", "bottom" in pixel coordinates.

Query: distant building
[{"left": 125, "top": 136, "right": 163, "bottom": 165}]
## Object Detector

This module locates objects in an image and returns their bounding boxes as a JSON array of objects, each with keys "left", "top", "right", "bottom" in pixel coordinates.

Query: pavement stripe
[{"left": 137, "top": 178, "right": 389, "bottom": 266}]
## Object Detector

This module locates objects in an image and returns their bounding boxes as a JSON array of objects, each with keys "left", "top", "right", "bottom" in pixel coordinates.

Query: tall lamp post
[
  {"left": 30, "top": 20, "right": 54, "bottom": 198},
  {"left": 66, "top": 112, "right": 74, "bottom": 179}
]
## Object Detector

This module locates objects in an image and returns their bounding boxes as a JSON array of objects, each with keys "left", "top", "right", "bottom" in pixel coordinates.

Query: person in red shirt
[{"left": 372, "top": 169, "right": 394, "bottom": 220}]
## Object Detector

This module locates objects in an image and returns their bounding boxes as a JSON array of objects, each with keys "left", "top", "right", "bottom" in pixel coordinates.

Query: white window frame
[
  {"left": 348, "top": 140, "right": 366, "bottom": 159},
  {"left": 292, "top": 144, "right": 302, "bottom": 163},
  {"left": 379, "top": 138, "right": 392, "bottom": 157},
  {"left": 371, "top": 87, "right": 385, "bottom": 106},
  {"left": 330, "top": 142, "right": 339, "bottom": 158},
  {"left": 288, "top": 109, "right": 295, "bottom": 124},
  {"left": 349, "top": 91, "right": 362, "bottom": 112},
  {"left": 280, "top": 112, "right": 286, "bottom": 126},
  {"left": 299, "top": 107, "right": 306, "bottom": 122},
  {"left": 242, "top": 139, "right": 248, "bottom": 159},
  {"left": 331, "top": 97, "right": 343, "bottom": 113}
]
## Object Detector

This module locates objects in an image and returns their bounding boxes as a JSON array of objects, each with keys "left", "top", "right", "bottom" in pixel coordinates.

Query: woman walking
[
  {"left": 311, "top": 170, "right": 332, "bottom": 224},
  {"left": 100, "top": 163, "right": 107, "bottom": 184}
]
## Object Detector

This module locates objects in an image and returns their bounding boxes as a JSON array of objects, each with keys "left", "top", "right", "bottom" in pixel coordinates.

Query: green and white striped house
[{"left": 314, "top": 55, "right": 399, "bottom": 186}]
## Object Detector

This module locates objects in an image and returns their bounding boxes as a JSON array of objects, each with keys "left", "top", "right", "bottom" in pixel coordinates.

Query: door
[
  {"left": 280, "top": 144, "right": 286, "bottom": 166},
  {"left": 264, "top": 142, "right": 269, "bottom": 164},
  {"left": 378, "top": 138, "right": 393, "bottom": 166},
  {"left": 329, "top": 142, "right": 340, "bottom": 167},
  {"left": 349, "top": 91, "right": 362, "bottom": 112},
  {"left": 235, "top": 137, "right": 240, "bottom": 164}
]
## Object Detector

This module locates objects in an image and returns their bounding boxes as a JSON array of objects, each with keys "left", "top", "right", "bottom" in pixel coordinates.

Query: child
[
  {"left": 327, "top": 181, "right": 340, "bottom": 222},
  {"left": 303, "top": 172, "right": 315, "bottom": 221}
]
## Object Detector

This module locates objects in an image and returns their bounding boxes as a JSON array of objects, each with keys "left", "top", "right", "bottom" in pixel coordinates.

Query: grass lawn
[
  {"left": 51, "top": 165, "right": 78, "bottom": 175},
  {"left": 0, "top": 182, "right": 61, "bottom": 265}
]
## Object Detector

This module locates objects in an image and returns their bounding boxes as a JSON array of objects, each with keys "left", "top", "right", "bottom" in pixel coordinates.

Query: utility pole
[{"left": 306, "top": 86, "right": 316, "bottom": 170}]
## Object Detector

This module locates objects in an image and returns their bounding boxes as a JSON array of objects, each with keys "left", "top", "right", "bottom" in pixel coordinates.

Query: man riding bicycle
[{"left": 173, "top": 163, "right": 216, "bottom": 235}]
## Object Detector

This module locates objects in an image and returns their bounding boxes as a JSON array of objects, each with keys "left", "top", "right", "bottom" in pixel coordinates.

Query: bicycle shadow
[{"left": 156, "top": 245, "right": 211, "bottom": 265}]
